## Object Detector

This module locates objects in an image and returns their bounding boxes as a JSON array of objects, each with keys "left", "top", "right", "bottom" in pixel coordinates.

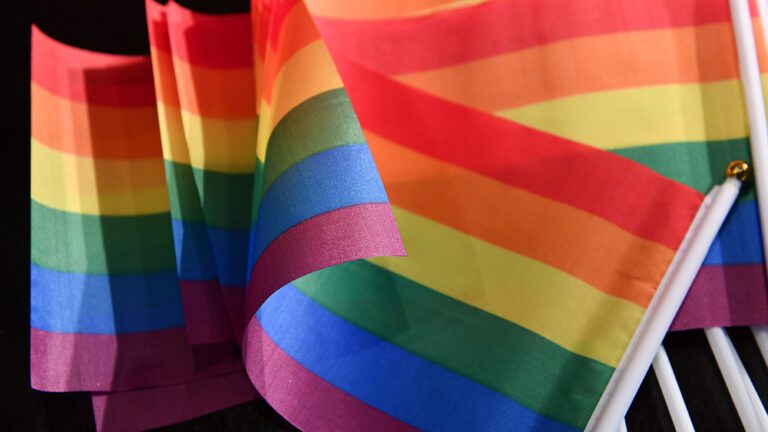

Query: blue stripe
[
  {"left": 30, "top": 265, "right": 184, "bottom": 334},
  {"left": 248, "top": 144, "right": 389, "bottom": 268},
  {"left": 256, "top": 284, "right": 577, "bottom": 432},
  {"left": 704, "top": 198, "right": 764, "bottom": 265},
  {"left": 171, "top": 219, "right": 217, "bottom": 281},
  {"left": 171, "top": 219, "right": 249, "bottom": 287},
  {"left": 208, "top": 225, "right": 250, "bottom": 287}
]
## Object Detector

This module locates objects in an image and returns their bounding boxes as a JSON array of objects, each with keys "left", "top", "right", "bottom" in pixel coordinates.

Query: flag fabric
[
  {"left": 29, "top": 25, "right": 247, "bottom": 391},
  {"left": 245, "top": 0, "right": 765, "bottom": 430},
  {"left": 30, "top": 0, "right": 403, "bottom": 429},
  {"left": 29, "top": 25, "right": 260, "bottom": 430},
  {"left": 300, "top": 0, "right": 768, "bottom": 333},
  {"left": 145, "top": 0, "right": 259, "bottom": 343},
  {"left": 29, "top": 0, "right": 768, "bottom": 431}
]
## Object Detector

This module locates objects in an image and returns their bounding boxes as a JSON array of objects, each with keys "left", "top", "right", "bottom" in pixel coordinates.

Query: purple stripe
[
  {"left": 245, "top": 203, "right": 405, "bottom": 318},
  {"left": 179, "top": 280, "right": 246, "bottom": 344},
  {"left": 243, "top": 318, "right": 419, "bottom": 432},
  {"left": 222, "top": 285, "right": 246, "bottom": 342},
  {"left": 671, "top": 264, "right": 768, "bottom": 331},
  {"left": 31, "top": 327, "right": 243, "bottom": 392},
  {"left": 179, "top": 280, "right": 233, "bottom": 344},
  {"left": 91, "top": 371, "right": 258, "bottom": 432}
]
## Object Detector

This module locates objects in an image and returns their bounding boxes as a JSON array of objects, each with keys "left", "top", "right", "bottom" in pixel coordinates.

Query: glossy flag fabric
[{"left": 29, "top": 0, "right": 768, "bottom": 431}]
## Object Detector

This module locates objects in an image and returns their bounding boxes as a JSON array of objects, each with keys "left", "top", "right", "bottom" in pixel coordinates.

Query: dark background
[{"left": 2, "top": 0, "right": 768, "bottom": 430}]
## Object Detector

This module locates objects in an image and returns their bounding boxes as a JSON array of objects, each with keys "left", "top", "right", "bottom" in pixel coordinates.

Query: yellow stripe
[
  {"left": 157, "top": 102, "right": 190, "bottom": 166},
  {"left": 368, "top": 131, "right": 672, "bottom": 307},
  {"left": 157, "top": 103, "right": 259, "bottom": 173},
  {"left": 257, "top": 40, "right": 343, "bottom": 162},
  {"left": 31, "top": 139, "right": 169, "bottom": 215},
  {"left": 496, "top": 79, "right": 762, "bottom": 149},
  {"left": 369, "top": 207, "right": 645, "bottom": 367},
  {"left": 395, "top": 22, "right": 745, "bottom": 114}
]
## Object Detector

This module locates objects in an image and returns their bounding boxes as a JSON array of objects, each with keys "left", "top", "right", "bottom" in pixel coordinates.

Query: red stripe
[
  {"left": 261, "top": 0, "right": 322, "bottom": 104},
  {"left": 147, "top": 1, "right": 253, "bottom": 69},
  {"left": 31, "top": 26, "right": 156, "bottom": 107},
  {"left": 671, "top": 264, "right": 768, "bottom": 331},
  {"left": 252, "top": 0, "right": 271, "bottom": 61},
  {"left": 92, "top": 371, "right": 258, "bottom": 432},
  {"left": 266, "top": 0, "right": 303, "bottom": 52},
  {"left": 243, "top": 318, "right": 419, "bottom": 432},
  {"left": 313, "top": 0, "right": 741, "bottom": 74},
  {"left": 31, "top": 327, "right": 242, "bottom": 392},
  {"left": 245, "top": 203, "right": 405, "bottom": 319},
  {"left": 146, "top": 0, "right": 172, "bottom": 56},
  {"left": 336, "top": 58, "right": 703, "bottom": 250}
]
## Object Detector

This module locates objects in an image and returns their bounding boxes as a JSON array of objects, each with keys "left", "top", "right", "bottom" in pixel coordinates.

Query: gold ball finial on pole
[{"left": 726, "top": 160, "right": 751, "bottom": 182}]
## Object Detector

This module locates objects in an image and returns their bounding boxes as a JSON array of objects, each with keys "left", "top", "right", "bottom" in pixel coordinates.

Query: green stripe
[
  {"left": 293, "top": 260, "right": 613, "bottom": 428},
  {"left": 31, "top": 200, "right": 176, "bottom": 274},
  {"left": 165, "top": 161, "right": 257, "bottom": 229},
  {"left": 262, "top": 88, "right": 365, "bottom": 192},
  {"left": 612, "top": 138, "right": 755, "bottom": 198}
]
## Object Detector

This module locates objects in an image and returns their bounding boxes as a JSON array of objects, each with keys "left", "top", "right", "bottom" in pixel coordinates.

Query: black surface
[{"left": 3, "top": 0, "right": 768, "bottom": 430}]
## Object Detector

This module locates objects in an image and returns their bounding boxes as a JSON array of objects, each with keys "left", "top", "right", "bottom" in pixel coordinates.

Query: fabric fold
[{"left": 30, "top": 1, "right": 404, "bottom": 429}]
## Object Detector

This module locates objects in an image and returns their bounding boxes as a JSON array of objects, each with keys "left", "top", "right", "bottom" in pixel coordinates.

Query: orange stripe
[
  {"left": 305, "top": 0, "right": 485, "bottom": 19},
  {"left": 396, "top": 21, "right": 767, "bottom": 112},
  {"left": 256, "top": 39, "right": 343, "bottom": 162},
  {"left": 149, "top": 48, "right": 181, "bottom": 109},
  {"left": 262, "top": 1, "right": 323, "bottom": 105},
  {"left": 368, "top": 131, "right": 674, "bottom": 307},
  {"left": 31, "top": 83, "right": 162, "bottom": 159},
  {"left": 150, "top": 49, "right": 257, "bottom": 119}
]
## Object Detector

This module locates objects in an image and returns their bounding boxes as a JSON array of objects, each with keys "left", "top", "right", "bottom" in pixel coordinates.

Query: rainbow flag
[
  {"left": 30, "top": 0, "right": 768, "bottom": 430},
  {"left": 145, "top": 1, "right": 259, "bottom": 343},
  {"left": 28, "top": 25, "right": 260, "bottom": 430},
  {"left": 242, "top": 0, "right": 766, "bottom": 430},
  {"left": 304, "top": 0, "right": 768, "bottom": 334},
  {"left": 321, "top": 4, "right": 768, "bottom": 326},
  {"left": 30, "top": 0, "right": 403, "bottom": 429}
]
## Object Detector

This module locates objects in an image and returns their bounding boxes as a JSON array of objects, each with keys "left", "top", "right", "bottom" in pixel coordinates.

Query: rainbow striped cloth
[
  {"left": 31, "top": 0, "right": 402, "bottom": 429},
  {"left": 248, "top": 0, "right": 767, "bottom": 430},
  {"left": 30, "top": 0, "right": 768, "bottom": 430},
  {"left": 297, "top": 0, "right": 768, "bottom": 333},
  {"left": 28, "top": 25, "right": 259, "bottom": 429}
]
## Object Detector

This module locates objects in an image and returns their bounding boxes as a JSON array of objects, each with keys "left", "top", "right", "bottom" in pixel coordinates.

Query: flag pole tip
[{"left": 727, "top": 160, "right": 750, "bottom": 182}]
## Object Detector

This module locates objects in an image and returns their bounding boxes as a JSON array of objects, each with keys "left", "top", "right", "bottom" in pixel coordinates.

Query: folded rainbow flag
[
  {"left": 31, "top": 0, "right": 403, "bottom": 428},
  {"left": 246, "top": 0, "right": 767, "bottom": 429},
  {"left": 300, "top": 0, "right": 768, "bottom": 332},
  {"left": 30, "top": 0, "right": 768, "bottom": 430}
]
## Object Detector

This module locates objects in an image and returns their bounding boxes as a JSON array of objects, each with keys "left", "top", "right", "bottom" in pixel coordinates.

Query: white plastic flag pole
[
  {"left": 743, "top": 356, "right": 768, "bottom": 430},
  {"left": 704, "top": 327, "right": 768, "bottom": 431},
  {"left": 731, "top": 0, "right": 768, "bottom": 236},
  {"left": 715, "top": 4, "right": 768, "bottom": 430},
  {"left": 730, "top": 0, "right": 768, "bottom": 368},
  {"left": 586, "top": 165, "right": 746, "bottom": 432},
  {"left": 652, "top": 346, "right": 695, "bottom": 432},
  {"left": 751, "top": 326, "right": 768, "bottom": 366}
]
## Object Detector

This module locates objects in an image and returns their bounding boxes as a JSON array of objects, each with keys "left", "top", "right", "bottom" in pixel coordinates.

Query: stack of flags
[{"left": 29, "top": 0, "right": 768, "bottom": 430}]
